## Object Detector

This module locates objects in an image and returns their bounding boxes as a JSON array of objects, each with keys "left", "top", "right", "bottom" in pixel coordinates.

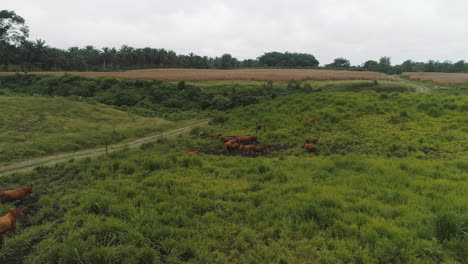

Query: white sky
[{"left": 4, "top": 0, "right": 468, "bottom": 65}]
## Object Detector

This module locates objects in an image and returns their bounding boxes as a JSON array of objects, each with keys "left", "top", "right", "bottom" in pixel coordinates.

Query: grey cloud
[{"left": 5, "top": 0, "right": 468, "bottom": 65}]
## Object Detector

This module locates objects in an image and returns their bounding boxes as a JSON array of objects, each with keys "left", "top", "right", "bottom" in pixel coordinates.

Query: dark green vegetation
[
  {"left": 0, "top": 74, "right": 328, "bottom": 120},
  {"left": 2, "top": 9, "right": 468, "bottom": 73},
  {"left": 0, "top": 72, "right": 467, "bottom": 263},
  {"left": 0, "top": 96, "right": 193, "bottom": 164}
]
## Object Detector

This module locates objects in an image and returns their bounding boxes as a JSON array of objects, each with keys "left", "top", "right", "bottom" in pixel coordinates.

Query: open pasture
[
  {"left": 0, "top": 144, "right": 466, "bottom": 263},
  {"left": 196, "top": 91, "right": 468, "bottom": 160},
  {"left": 0, "top": 76, "right": 467, "bottom": 264},
  {"left": 0, "top": 69, "right": 398, "bottom": 82},
  {"left": 0, "top": 96, "right": 196, "bottom": 164},
  {"left": 403, "top": 72, "right": 468, "bottom": 85}
]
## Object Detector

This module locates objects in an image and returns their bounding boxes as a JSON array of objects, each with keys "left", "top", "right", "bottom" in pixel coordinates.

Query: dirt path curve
[
  {"left": 397, "top": 76, "right": 432, "bottom": 93},
  {"left": 0, "top": 120, "right": 209, "bottom": 177}
]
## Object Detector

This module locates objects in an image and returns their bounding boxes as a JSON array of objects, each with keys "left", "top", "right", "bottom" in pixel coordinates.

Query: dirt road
[{"left": 0, "top": 120, "right": 209, "bottom": 177}]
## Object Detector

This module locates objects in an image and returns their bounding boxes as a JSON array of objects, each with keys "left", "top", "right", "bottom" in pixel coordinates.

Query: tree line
[{"left": 1, "top": 10, "right": 467, "bottom": 73}]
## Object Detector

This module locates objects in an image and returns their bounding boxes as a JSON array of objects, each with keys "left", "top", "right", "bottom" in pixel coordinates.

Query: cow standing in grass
[
  {"left": 225, "top": 141, "right": 240, "bottom": 154},
  {"left": 210, "top": 134, "right": 222, "bottom": 139},
  {"left": 221, "top": 136, "right": 239, "bottom": 143},
  {"left": 305, "top": 138, "right": 319, "bottom": 144},
  {"left": 307, "top": 118, "right": 317, "bottom": 123},
  {"left": 241, "top": 145, "right": 257, "bottom": 154},
  {"left": 187, "top": 151, "right": 200, "bottom": 157},
  {"left": 0, "top": 186, "right": 32, "bottom": 204},
  {"left": 303, "top": 144, "right": 318, "bottom": 153},
  {"left": 242, "top": 145, "right": 266, "bottom": 155},
  {"left": 252, "top": 146, "right": 267, "bottom": 154},
  {"left": 0, "top": 208, "right": 23, "bottom": 244}
]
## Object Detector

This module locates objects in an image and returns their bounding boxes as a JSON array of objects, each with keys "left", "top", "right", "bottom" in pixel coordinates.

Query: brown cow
[
  {"left": 198, "top": 131, "right": 206, "bottom": 137},
  {"left": 221, "top": 136, "right": 239, "bottom": 143},
  {"left": 187, "top": 151, "right": 200, "bottom": 157},
  {"left": 307, "top": 118, "right": 317, "bottom": 123},
  {"left": 305, "top": 138, "right": 319, "bottom": 144},
  {"left": 0, "top": 186, "right": 32, "bottom": 204},
  {"left": 210, "top": 134, "right": 222, "bottom": 139},
  {"left": 303, "top": 144, "right": 318, "bottom": 153},
  {"left": 241, "top": 145, "right": 257, "bottom": 153},
  {"left": 242, "top": 145, "right": 266, "bottom": 154},
  {"left": 0, "top": 208, "right": 23, "bottom": 243},
  {"left": 252, "top": 146, "right": 267, "bottom": 153},
  {"left": 225, "top": 141, "right": 240, "bottom": 154}
]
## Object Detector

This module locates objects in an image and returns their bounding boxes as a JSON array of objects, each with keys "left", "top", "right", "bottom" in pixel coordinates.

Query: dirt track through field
[{"left": 0, "top": 120, "right": 209, "bottom": 177}]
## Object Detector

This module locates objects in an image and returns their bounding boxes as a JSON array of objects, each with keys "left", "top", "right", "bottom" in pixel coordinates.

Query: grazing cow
[
  {"left": 303, "top": 144, "right": 318, "bottom": 153},
  {"left": 241, "top": 145, "right": 257, "bottom": 153},
  {"left": 225, "top": 142, "right": 240, "bottom": 154},
  {"left": 210, "top": 134, "right": 222, "bottom": 139},
  {"left": 198, "top": 131, "right": 206, "bottom": 137},
  {"left": 187, "top": 151, "right": 200, "bottom": 157},
  {"left": 221, "top": 136, "right": 239, "bottom": 143},
  {"left": 252, "top": 146, "right": 267, "bottom": 153},
  {"left": 307, "top": 118, "right": 317, "bottom": 123},
  {"left": 0, "top": 208, "right": 23, "bottom": 242},
  {"left": 241, "top": 145, "right": 266, "bottom": 154},
  {"left": 0, "top": 186, "right": 32, "bottom": 204},
  {"left": 305, "top": 138, "right": 319, "bottom": 144}
]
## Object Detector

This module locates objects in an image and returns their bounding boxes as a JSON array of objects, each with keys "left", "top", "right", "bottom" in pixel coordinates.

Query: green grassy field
[
  {"left": 0, "top": 96, "right": 197, "bottom": 165},
  {"left": 0, "top": 143, "right": 466, "bottom": 263},
  {"left": 196, "top": 90, "right": 468, "bottom": 159},
  {"left": 0, "top": 79, "right": 467, "bottom": 263}
]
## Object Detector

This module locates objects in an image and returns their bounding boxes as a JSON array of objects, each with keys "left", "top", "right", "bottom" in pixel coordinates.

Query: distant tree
[
  {"left": 424, "top": 60, "right": 436, "bottom": 72},
  {"left": 0, "top": 10, "right": 29, "bottom": 68},
  {"left": 0, "top": 10, "right": 29, "bottom": 45},
  {"left": 326, "top": 57, "right": 351, "bottom": 69},
  {"left": 241, "top": 59, "right": 258, "bottom": 68},
  {"left": 362, "top": 60, "right": 379, "bottom": 71},
  {"left": 378, "top": 56, "right": 392, "bottom": 73},
  {"left": 453, "top": 60, "right": 465, "bottom": 73},
  {"left": 401, "top": 60, "right": 416, "bottom": 72},
  {"left": 220, "top": 53, "right": 235, "bottom": 69},
  {"left": 258, "top": 52, "right": 319, "bottom": 68}
]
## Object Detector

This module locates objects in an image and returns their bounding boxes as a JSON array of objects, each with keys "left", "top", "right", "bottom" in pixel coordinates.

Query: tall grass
[{"left": 0, "top": 145, "right": 466, "bottom": 263}]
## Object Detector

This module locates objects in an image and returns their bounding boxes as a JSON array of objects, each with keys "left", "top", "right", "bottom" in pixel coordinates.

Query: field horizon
[{"left": 0, "top": 68, "right": 399, "bottom": 82}]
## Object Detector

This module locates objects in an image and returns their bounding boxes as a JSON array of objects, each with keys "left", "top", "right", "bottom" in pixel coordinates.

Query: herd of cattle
[
  {"left": 0, "top": 119, "right": 319, "bottom": 242},
  {"left": 188, "top": 118, "right": 320, "bottom": 156},
  {"left": 0, "top": 186, "right": 32, "bottom": 243}
]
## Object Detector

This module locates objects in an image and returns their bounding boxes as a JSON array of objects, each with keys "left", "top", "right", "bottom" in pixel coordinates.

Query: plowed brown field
[
  {"left": 0, "top": 68, "right": 397, "bottom": 82},
  {"left": 403, "top": 72, "right": 468, "bottom": 85}
]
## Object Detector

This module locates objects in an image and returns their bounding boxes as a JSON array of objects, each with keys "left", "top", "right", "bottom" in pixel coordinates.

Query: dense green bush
[{"left": 0, "top": 74, "right": 323, "bottom": 120}]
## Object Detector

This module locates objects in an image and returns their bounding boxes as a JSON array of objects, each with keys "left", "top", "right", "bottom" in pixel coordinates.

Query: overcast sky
[{"left": 5, "top": 0, "right": 468, "bottom": 65}]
